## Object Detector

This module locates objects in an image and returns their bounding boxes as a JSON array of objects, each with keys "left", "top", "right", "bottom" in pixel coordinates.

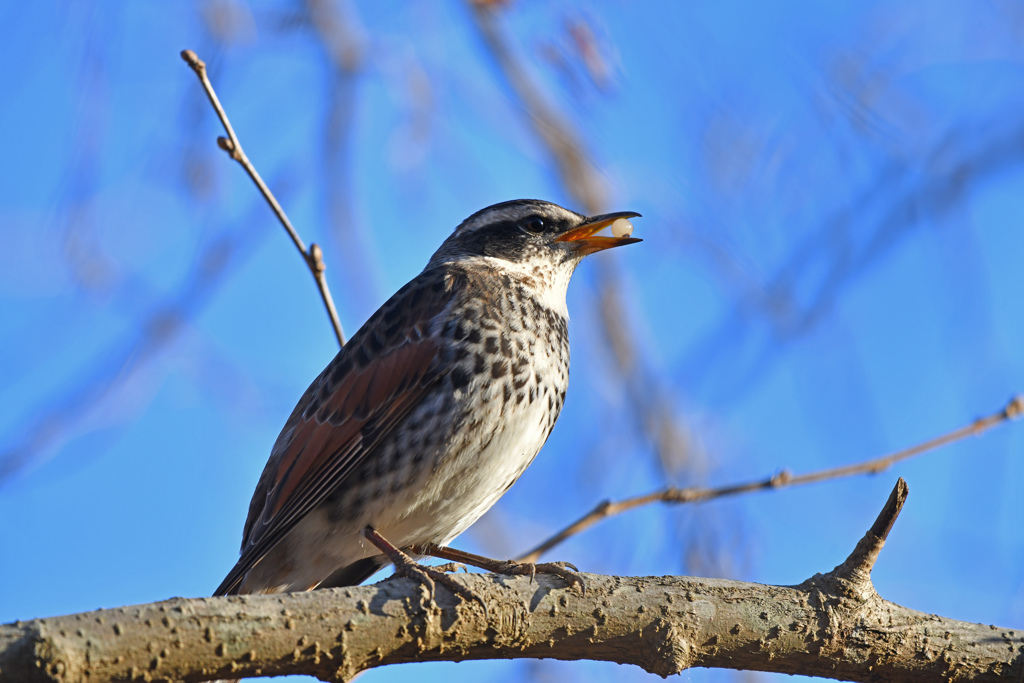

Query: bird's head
[{"left": 427, "top": 200, "right": 641, "bottom": 278}]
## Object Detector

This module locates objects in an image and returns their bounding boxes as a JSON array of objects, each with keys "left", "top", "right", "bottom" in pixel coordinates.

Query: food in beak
[{"left": 610, "top": 218, "right": 634, "bottom": 238}]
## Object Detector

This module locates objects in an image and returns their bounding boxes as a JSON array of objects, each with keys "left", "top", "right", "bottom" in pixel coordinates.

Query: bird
[{"left": 214, "top": 199, "right": 640, "bottom": 598}]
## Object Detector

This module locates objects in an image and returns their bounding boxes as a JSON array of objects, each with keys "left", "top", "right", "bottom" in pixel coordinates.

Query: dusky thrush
[{"left": 215, "top": 199, "right": 640, "bottom": 597}]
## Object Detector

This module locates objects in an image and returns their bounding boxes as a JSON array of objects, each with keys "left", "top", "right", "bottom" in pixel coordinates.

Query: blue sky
[{"left": 2, "top": 2, "right": 1023, "bottom": 682}]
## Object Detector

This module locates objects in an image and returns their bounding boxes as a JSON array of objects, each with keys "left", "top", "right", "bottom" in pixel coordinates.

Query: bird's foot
[
  {"left": 413, "top": 542, "right": 586, "bottom": 595},
  {"left": 492, "top": 559, "right": 586, "bottom": 594},
  {"left": 362, "top": 527, "right": 485, "bottom": 611}
]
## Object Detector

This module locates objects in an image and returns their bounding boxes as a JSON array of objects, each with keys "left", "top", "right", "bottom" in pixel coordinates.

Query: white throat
[{"left": 464, "top": 256, "right": 573, "bottom": 319}]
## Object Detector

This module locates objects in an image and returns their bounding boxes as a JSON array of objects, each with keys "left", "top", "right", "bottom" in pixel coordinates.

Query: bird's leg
[
  {"left": 361, "top": 526, "right": 483, "bottom": 608},
  {"left": 411, "top": 542, "right": 586, "bottom": 594}
]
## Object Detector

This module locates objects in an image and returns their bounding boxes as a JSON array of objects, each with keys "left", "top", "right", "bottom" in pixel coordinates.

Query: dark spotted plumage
[{"left": 215, "top": 200, "right": 640, "bottom": 597}]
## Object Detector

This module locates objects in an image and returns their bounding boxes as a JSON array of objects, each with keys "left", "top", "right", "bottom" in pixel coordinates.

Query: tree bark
[
  {"left": 1, "top": 570, "right": 1021, "bottom": 683},
  {"left": 2, "top": 480, "right": 1020, "bottom": 682}
]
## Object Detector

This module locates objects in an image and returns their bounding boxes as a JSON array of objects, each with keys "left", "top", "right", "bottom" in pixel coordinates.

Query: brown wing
[{"left": 215, "top": 268, "right": 458, "bottom": 596}]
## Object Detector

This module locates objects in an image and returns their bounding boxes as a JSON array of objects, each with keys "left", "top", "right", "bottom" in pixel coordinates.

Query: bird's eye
[{"left": 522, "top": 217, "right": 545, "bottom": 235}]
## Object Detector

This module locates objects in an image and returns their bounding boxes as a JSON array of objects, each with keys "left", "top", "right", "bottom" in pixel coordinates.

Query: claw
[
  {"left": 424, "top": 568, "right": 488, "bottom": 617},
  {"left": 396, "top": 560, "right": 437, "bottom": 601},
  {"left": 534, "top": 561, "right": 586, "bottom": 595},
  {"left": 410, "top": 540, "right": 583, "bottom": 598},
  {"left": 362, "top": 526, "right": 489, "bottom": 615},
  {"left": 396, "top": 556, "right": 489, "bottom": 617},
  {"left": 485, "top": 558, "right": 584, "bottom": 593}
]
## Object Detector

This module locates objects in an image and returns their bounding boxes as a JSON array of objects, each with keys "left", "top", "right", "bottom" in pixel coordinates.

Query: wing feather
[{"left": 215, "top": 269, "right": 456, "bottom": 595}]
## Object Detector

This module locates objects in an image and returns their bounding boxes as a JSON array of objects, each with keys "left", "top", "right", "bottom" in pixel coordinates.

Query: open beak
[{"left": 555, "top": 211, "right": 643, "bottom": 255}]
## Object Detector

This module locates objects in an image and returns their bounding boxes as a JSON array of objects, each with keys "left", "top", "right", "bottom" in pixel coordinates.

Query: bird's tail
[{"left": 318, "top": 556, "right": 388, "bottom": 589}]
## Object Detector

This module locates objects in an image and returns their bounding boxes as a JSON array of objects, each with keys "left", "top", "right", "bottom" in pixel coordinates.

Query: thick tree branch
[
  {"left": 518, "top": 395, "right": 1023, "bottom": 563},
  {"left": 180, "top": 49, "right": 347, "bottom": 347},
  {"left": 3, "top": 480, "right": 1021, "bottom": 683}
]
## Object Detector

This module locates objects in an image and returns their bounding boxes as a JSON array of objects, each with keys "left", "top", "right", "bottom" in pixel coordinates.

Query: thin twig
[
  {"left": 865, "top": 476, "right": 909, "bottom": 545},
  {"left": 815, "top": 477, "right": 909, "bottom": 599},
  {"left": 180, "top": 49, "right": 346, "bottom": 347},
  {"left": 517, "top": 395, "right": 1023, "bottom": 563},
  {"left": 305, "top": 0, "right": 384, "bottom": 319}
]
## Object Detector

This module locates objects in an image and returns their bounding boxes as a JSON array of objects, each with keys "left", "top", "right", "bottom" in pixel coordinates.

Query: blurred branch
[
  {"left": 468, "top": 2, "right": 699, "bottom": 481},
  {"left": 517, "top": 394, "right": 1023, "bottom": 563},
  {"left": 180, "top": 48, "right": 347, "bottom": 347},
  {"left": 468, "top": 2, "right": 602, "bottom": 210},
  {"left": 305, "top": 0, "right": 386, "bottom": 318},
  {"left": 679, "top": 120, "right": 1024, "bottom": 402},
  {"left": 0, "top": 39, "right": 275, "bottom": 485},
  {"left": 0, "top": 223, "right": 261, "bottom": 486}
]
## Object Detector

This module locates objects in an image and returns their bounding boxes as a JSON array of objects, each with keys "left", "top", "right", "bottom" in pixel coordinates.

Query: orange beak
[{"left": 555, "top": 211, "right": 642, "bottom": 255}]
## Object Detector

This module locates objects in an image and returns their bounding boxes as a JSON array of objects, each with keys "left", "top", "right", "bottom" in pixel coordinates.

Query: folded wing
[{"left": 215, "top": 269, "right": 457, "bottom": 596}]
